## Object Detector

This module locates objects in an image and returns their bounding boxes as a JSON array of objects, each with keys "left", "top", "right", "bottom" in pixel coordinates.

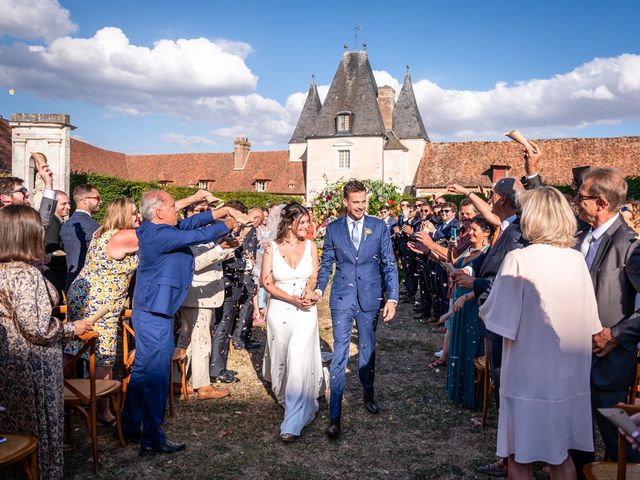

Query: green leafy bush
[{"left": 70, "top": 172, "right": 302, "bottom": 222}]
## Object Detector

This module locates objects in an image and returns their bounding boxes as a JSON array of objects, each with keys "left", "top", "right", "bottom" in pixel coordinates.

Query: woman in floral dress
[
  {"left": 64, "top": 198, "right": 140, "bottom": 425},
  {"left": 0, "top": 205, "right": 91, "bottom": 480}
]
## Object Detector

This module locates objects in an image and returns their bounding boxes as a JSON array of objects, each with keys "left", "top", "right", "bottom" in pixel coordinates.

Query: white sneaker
[{"left": 434, "top": 350, "right": 443, "bottom": 358}]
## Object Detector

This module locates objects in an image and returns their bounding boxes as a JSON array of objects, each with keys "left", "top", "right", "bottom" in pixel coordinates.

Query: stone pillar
[
  {"left": 10, "top": 114, "right": 75, "bottom": 195},
  {"left": 377, "top": 86, "right": 395, "bottom": 131}
]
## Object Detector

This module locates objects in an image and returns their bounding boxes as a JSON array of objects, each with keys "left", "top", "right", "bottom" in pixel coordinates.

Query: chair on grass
[
  {"left": 0, "top": 434, "right": 38, "bottom": 480},
  {"left": 584, "top": 403, "right": 640, "bottom": 480},
  {"left": 64, "top": 330, "right": 125, "bottom": 474},
  {"left": 119, "top": 309, "right": 189, "bottom": 418},
  {"left": 473, "top": 336, "right": 492, "bottom": 429}
]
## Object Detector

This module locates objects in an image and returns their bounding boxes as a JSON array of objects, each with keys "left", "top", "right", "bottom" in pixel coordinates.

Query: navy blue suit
[
  {"left": 60, "top": 211, "right": 99, "bottom": 290},
  {"left": 317, "top": 215, "right": 399, "bottom": 419},
  {"left": 122, "top": 210, "right": 229, "bottom": 448}
]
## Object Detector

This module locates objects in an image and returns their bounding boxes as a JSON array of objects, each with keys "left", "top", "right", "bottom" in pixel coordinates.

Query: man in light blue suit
[
  {"left": 122, "top": 189, "right": 235, "bottom": 456},
  {"left": 316, "top": 180, "right": 399, "bottom": 439}
]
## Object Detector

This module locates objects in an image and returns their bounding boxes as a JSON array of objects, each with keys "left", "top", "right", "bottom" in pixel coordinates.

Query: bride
[{"left": 261, "top": 202, "right": 323, "bottom": 442}]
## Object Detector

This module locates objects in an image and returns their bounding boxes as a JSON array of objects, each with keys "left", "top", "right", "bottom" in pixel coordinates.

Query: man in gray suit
[
  {"left": 575, "top": 167, "right": 640, "bottom": 464},
  {"left": 0, "top": 162, "right": 57, "bottom": 228}
]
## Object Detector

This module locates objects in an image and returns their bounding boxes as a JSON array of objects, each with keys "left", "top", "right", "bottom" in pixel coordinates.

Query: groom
[{"left": 316, "top": 180, "right": 399, "bottom": 439}]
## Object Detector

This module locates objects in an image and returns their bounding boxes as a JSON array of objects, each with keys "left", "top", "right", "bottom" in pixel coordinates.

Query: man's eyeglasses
[
  {"left": 7, "top": 187, "right": 28, "bottom": 195},
  {"left": 441, "top": 209, "right": 453, "bottom": 213},
  {"left": 420, "top": 209, "right": 431, "bottom": 213},
  {"left": 577, "top": 194, "right": 599, "bottom": 203},
  {"left": 400, "top": 203, "right": 409, "bottom": 207}
]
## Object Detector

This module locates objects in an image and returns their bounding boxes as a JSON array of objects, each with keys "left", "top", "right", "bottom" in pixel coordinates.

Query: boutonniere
[{"left": 364, "top": 227, "right": 372, "bottom": 237}]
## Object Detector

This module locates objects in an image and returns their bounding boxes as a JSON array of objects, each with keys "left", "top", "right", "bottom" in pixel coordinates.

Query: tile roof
[
  {"left": 392, "top": 70, "right": 429, "bottom": 140},
  {"left": 309, "top": 51, "right": 385, "bottom": 138},
  {"left": 70, "top": 139, "right": 305, "bottom": 194},
  {"left": 0, "top": 118, "right": 11, "bottom": 172},
  {"left": 289, "top": 81, "right": 322, "bottom": 144},
  {"left": 415, "top": 136, "right": 640, "bottom": 188}
]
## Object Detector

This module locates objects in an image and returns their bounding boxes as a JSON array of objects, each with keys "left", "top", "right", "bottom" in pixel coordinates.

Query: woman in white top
[
  {"left": 261, "top": 203, "right": 323, "bottom": 442},
  {"left": 480, "top": 187, "right": 602, "bottom": 480}
]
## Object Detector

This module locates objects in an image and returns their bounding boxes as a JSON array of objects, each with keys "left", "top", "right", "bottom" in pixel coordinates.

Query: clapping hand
[
  {"left": 401, "top": 224, "right": 413, "bottom": 235},
  {"left": 407, "top": 241, "right": 428, "bottom": 255},
  {"left": 218, "top": 235, "right": 241, "bottom": 250},
  {"left": 451, "top": 269, "right": 475, "bottom": 289}
]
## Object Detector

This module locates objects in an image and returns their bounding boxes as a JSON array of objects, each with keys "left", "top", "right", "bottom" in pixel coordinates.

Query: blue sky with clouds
[{"left": 0, "top": 0, "right": 638, "bottom": 153}]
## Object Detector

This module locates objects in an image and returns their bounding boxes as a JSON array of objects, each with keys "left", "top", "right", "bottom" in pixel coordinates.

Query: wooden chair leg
[
  {"left": 481, "top": 369, "right": 490, "bottom": 430},
  {"left": 111, "top": 393, "right": 126, "bottom": 447},
  {"left": 21, "top": 450, "right": 38, "bottom": 480},
  {"left": 168, "top": 362, "right": 175, "bottom": 418},
  {"left": 90, "top": 399, "right": 98, "bottom": 474},
  {"left": 180, "top": 359, "right": 189, "bottom": 401}
]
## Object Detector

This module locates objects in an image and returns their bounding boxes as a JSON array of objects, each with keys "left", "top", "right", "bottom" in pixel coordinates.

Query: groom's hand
[{"left": 382, "top": 301, "right": 396, "bottom": 322}]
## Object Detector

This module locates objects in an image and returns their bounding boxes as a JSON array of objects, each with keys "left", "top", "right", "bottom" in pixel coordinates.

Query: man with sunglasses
[
  {"left": 60, "top": 183, "right": 102, "bottom": 290},
  {"left": 0, "top": 162, "right": 58, "bottom": 229}
]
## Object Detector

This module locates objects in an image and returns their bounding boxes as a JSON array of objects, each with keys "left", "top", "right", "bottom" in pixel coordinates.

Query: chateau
[{"left": 2, "top": 49, "right": 639, "bottom": 198}]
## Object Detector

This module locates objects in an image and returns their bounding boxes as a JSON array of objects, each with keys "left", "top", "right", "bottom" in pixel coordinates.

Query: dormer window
[
  {"left": 336, "top": 111, "right": 352, "bottom": 134},
  {"left": 255, "top": 180, "right": 266, "bottom": 192}
]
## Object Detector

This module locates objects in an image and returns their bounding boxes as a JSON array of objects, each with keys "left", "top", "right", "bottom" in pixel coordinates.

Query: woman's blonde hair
[
  {"left": 95, "top": 198, "right": 137, "bottom": 237},
  {"left": 519, "top": 187, "right": 577, "bottom": 248}
]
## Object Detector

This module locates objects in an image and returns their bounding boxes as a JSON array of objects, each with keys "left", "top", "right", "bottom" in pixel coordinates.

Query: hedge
[{"left": 70, "top": 172, "right": 303, "bottom": 222}]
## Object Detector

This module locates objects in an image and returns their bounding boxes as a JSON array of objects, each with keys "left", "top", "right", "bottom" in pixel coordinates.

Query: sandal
[{"left": 428, "top": 358, "right": 447, "bottom": 369}]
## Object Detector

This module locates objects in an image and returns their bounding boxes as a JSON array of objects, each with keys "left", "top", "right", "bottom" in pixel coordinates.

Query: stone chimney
[
  {"left": 233, "top": 137, "right": 251, "bottom": 170},
  {"left": 377, "top": 86, "right": 395, "bottom": 131}
]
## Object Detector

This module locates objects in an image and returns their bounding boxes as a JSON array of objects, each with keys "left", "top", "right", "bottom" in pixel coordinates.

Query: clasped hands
[
  {"left": 292, "top": 290, "right": 321, "bottom": 310},
  {"left": 450, "top": 269, "right": 475, "bottom": 289}
]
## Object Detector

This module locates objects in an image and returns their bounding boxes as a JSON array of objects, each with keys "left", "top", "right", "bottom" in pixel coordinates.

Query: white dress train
[{"left": 262, "top": 240, "right": 323, "bottom": 436}]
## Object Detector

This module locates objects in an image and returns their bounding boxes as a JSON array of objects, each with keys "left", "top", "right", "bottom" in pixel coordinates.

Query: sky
[{"left": 0, "top": 0, "right": 638, "bottom": 154}]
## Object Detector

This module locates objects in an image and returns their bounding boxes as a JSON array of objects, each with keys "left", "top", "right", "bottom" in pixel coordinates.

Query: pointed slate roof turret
[
  {"left": 289, "top": 78, "right": 323, "bottom": 144},
  {"left": 309, "top": 51, "right": 386, "bottom": 138},
  {"left": 392, "top": 66, "right": 429, "bottom": 141}
]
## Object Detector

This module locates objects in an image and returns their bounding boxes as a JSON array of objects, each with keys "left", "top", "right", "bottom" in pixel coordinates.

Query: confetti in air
[{"left": 8, "top": 89, "right": 15, "bottom": 95}]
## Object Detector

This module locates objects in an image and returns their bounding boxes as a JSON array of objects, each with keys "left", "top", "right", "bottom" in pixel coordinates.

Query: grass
[{"left": 61, "top": 297, "right": 595, "bottom": 479}]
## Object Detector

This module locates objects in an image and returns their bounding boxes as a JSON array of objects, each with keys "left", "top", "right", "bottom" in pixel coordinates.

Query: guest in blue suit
[
  {"left": 121, "top": 189, "right": 234, "bottom": 456},
  {"left": 316, "top": 180, "right": 399, "bottom": 439},
  {"left": 60, "top": 184, "right": 101, "bottom": 290}
]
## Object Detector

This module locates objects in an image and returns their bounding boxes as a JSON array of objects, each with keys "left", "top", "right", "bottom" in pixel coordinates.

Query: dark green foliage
[{"left": 70, "top": 172, "right": 302, "bottom": 222}]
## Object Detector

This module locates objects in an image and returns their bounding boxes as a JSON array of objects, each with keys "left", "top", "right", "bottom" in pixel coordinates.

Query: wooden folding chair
[
  {"left": 0, "top": 434, "right": 38, "bottom": 480},
  {"left": 473, "top": 336, "right": 492, "bottom": 429},
  {"left": 64, "top": 330, "right": 125, "bottom": 474},
  {"left": 52, "top": 291, "right": 67, "bottom": 321},
  {"left": 584, "top": 403, "right": 640, "bottom": 480},
  {"left": 119, "top": 309, "right": 189, "bottom": 418}
]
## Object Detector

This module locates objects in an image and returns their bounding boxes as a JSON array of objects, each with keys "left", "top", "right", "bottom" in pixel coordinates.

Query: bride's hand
[{"left": 291, "top": 295, "right": 310, "bottom": 310}]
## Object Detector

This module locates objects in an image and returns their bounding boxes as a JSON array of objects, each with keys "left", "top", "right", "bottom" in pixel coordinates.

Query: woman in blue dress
[{"left": 446, "top": 216, "right": 493, "bottom": 409}]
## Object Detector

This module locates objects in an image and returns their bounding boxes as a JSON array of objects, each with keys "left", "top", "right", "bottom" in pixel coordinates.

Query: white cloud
[
  {"left": 0, "top": 0, "right": 77, "bottom": 41},
  {"left": 410, "top": 53, "right": 640, "bottom": 140},
  {"left": 159, "top": 133, "right": 215, "bottom": 146},
  {"left": 0, "top": 27, "right": 257, "bottom": 104}
]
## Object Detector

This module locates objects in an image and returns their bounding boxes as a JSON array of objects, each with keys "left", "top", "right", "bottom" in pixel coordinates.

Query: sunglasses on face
[
  {"left": 7, "top": 187, "right": 28, "bottom": 195},
  {"left": 400, "top": 203, "right": 409, "bottom": 207},
  {"left": 420, "top": 209, "right": 430, "bottom": 213},
  {"left": 577, "top": 194, "right": 599, "bottom": 203},
  {"left": 441, "top": 209, "right": 452, "bottom": 213}
]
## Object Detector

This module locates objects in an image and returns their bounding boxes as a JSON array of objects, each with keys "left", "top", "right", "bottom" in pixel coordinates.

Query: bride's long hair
[{"left": 275, "top": 202, "right": 310, "bottom": 243}]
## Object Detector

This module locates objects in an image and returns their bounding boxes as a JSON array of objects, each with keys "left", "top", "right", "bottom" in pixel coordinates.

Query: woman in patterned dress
[
  {"left": 0, "top": 205, "right": 91, "bottom": 480},
  {"left": 64, "top": 198, "right": 140, "bottom": 426}
]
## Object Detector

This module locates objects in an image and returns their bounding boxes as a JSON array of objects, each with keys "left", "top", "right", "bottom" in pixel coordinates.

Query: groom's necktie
[{"left": 351, "top": 220, "right": 361, "bottom": 250}]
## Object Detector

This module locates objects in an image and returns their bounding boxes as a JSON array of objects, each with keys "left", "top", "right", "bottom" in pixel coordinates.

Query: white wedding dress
[{"left": 262, "top": 240, "right": 323, "bottom": 436}]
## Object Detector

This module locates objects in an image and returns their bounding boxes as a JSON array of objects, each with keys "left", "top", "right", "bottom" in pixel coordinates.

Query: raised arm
[
  {"left": 158, "top": 220, "right": 232, "bottom": 253},
  {"left": 448, "top": 184, "right": 501, "bottom": 227}
]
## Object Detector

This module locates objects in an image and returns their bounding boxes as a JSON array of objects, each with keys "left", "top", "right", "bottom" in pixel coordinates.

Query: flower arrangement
[{"left": 310, "top": 176, "right": 403, "bottom": 241}]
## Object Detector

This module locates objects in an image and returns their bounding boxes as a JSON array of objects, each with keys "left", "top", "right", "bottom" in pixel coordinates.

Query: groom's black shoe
[
  {"left": 363, "top": 397, "right": 380, "bottom": 414},
  {"left": 325, "top": 418, "right": 341, "bottom": 440}
]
